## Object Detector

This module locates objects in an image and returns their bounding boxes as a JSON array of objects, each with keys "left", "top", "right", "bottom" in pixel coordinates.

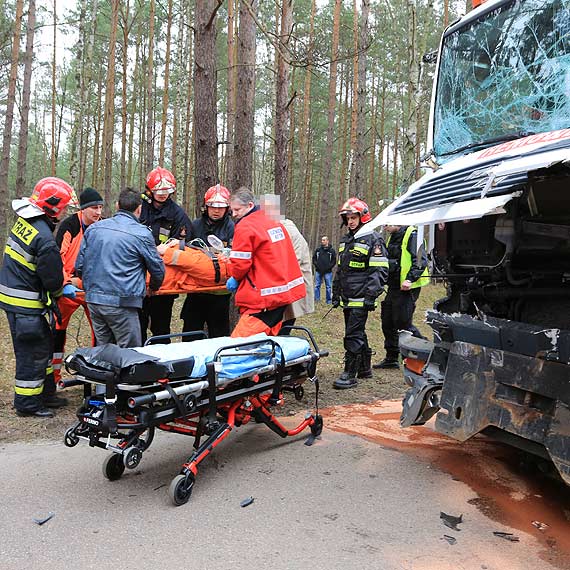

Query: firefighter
[
  {"left": 48, "top": 187, "right": 104, "bottom": 396},
  {"left": 180, "top": 184, "right": 234, "bottom": 338},
  {"left": 227, "top": 187, "right": 305, "bottom": 337},
  {"left": 0, "top": 177, "right": 76, "bottom": 417},
  {"left": 373, "top": 225, "right": 429, "bottom": 369},
  {"left": 332, "top": 198, "right": 388, "bottom": 390},
  {"left": 139, "top": 167, "right": 192, "bottom": 342}
]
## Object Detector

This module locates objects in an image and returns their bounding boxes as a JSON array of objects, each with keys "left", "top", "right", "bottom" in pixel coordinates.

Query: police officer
[
  {"left": 180, "top": 184, "right": 234, "bottom": 338},
  {"left": 139, "top": 167, "right": 192, "bottom": 342},
  {"left": 0, "top": 178, "right": 76, "bottom": 417},
  {"left": 332, "top": 198, "right": 388, "bottom": 390},
  {"left": 373, "top": 224, "right": 429, "bottom": 369}
]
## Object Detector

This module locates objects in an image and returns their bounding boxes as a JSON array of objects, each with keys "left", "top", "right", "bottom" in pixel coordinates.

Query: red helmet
[
  {"left": 339, "top": 197, "right": 371, "bottom": 224},
  {"left": 204, "top": 184, "right": 230, "bottom": 208},
  {"left": 146, "top": 167, "right": 176, "bottom": 196},
  {"left": 29, "top": 177, "right": 76, "bottom": 218}
]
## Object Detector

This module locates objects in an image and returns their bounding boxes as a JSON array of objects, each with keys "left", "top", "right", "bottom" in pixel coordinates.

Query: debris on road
[
  {"left": 493, "top": 531, "right": 520, "bottom": 542},
  {"left": 240, "top": 496, "right": 254, "bottom": 508},
  {"left": 440, "top": 511, "right": 463, "bottom": 531},
  {"left": 531, "top": 520, "right": 549, "bottom": 531},
  {"left": 441, "top": 534, "right": 457, "bottom": 545},
  {"left": 33, "top": 512, "right": 55, "bottom": 526}
]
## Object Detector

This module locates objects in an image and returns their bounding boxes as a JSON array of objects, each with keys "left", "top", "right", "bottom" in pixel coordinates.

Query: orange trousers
[{"left": 231, "top": 313, "right": 283, "bottom": 338}]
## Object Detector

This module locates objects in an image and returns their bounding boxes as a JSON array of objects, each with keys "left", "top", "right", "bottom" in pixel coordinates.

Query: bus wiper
[{"left": 439, "top": 131, "right": 535, "bottom": 157}]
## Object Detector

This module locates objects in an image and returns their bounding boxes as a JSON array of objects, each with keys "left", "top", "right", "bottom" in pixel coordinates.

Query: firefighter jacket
[
  {"left": 75, "top": 211, "right": 165, "bottom": 309},
  {"left": 55, "top": 211, "right": 87, "bottom": 285},
  {"left": 0, "top": 214, "right": 64, "bottom": 314},
  {"left": 312, "top": 244, "right": 336, "bottom": 275},
  {"left": 332, "top": 226, "right": 388, "bottom": 309},
  {"left": 386, "top": 226, "right": 429, "bottom": 289},
  {"left": 140, "top": 197, "right": 193, "bottom": 245},
  {"left": 229, "top": 206, "right": 305, "bottom": 313},
  {"left": 191, "top": 212, "right": 234, "bottom": 248}
]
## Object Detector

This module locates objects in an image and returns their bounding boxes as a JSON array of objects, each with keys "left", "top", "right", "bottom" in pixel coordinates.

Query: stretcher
[{"left": 61, "top": 326, "right": 327, "bottom": 506}]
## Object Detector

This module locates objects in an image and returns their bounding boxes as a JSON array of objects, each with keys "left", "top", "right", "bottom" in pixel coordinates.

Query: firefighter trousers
[
  {"left": 381, "top": 287, "right": 421, "bottom": 358},
  {"left": 6, "top": 312, "right": 53, "bottom": 413},
  {"left": 342, "top": 307, "right": 370, "bottom": 355},
  {"left": 181, "top": 292, "right": 231, "bottom": 339}
]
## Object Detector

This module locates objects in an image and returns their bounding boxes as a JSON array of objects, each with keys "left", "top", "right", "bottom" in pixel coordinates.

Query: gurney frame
[{"left": 61, "top": 326, "right": 327, "bottom": 506}]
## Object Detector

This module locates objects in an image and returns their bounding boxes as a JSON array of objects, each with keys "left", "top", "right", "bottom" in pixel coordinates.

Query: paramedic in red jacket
[
  {"left": 48, "top": 188, "right": 103, "bottom": 395},
  {"left": 227, "top": 187, "right": 305, "bottom": 337}
]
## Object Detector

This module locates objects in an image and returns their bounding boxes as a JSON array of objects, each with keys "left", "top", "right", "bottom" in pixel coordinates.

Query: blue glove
[
  {"left": 62, "top": 284, "right": 78, "bottom": 299},
  {"left": 226, "top": 277, "right": 239, "bottom": 292}
]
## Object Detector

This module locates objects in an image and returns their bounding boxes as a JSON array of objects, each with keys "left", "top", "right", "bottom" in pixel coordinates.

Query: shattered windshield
[{"left": 433, "top": 0, "right": 570, "bottom": 158}]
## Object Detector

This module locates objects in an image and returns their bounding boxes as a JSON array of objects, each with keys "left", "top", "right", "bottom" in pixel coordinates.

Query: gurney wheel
[
  {"left": 168, "top": 473, "right": 195, "bottom": 506},
  {"left": 123, "top": 446, "right": 143, "bottom": 469},
  {"left": 103, "top": 453, "right": 125, "bottom": 481},
  {"left": 294, "top": 386, "right": 304, "bottom": 401},
  {"left": 310, "top": 415, "right": 323, "bottom": 437},
  {"left": 64, "top": 426, "right": 79, "bottom": 448}
]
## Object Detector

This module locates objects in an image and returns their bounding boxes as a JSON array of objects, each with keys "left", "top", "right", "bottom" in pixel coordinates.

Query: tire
[
  {"left": 63, "top": 426, "right": 79, "bottom": 448},
  {"left": 123, "top": 446, "right": 143, "bottom": 470},
  {"left": 103, "top": 453, "right": 126, "bottom": 481},
  {"left": 168, "top": 473, "right": 195, "bottom": 507}
]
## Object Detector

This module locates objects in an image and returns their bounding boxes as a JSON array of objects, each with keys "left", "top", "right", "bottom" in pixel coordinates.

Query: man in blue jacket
[{"left": 75, "top": 188, "right": 165, "bottom": 348}]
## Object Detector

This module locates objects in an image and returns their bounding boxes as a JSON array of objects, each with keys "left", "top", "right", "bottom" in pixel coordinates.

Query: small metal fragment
[
  {"left": 440, "top": 511, "right": 463, "bottom": 531},
  {"left": 33, "top": 512, "right": 55, "bottom": 526},
  {"left": 493, "top": 531, "right": 520, "bottom": 542},
  {"left": 240, "top": 496, "right": 254, "bottom": 508},
  {"left": 441, "top": 535, "right": 457, "bottom": 545},
  {"left": 531, "top": 520, "right": 549, "bottom": 531}
]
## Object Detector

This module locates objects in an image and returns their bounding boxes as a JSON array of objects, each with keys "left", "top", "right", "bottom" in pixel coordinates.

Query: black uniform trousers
[
  {"left": 7, "top": 312, "right": 53, "bottom": 413},
  {"left": 343, "top": 307, "right": 370, "bottom": 355},
  {"left": 181, "top": 292, "right": 231, "bottom": 339},
  {"left": 140, "top": 294, "right": 177, "bottom": 343},
  {"left": 381, "top": 287, "right": 421, "bottom": 358}
]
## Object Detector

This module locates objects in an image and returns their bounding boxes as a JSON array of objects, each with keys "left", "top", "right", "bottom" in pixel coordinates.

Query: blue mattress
[{"left": 133, "top": 334, "right": 310, "bottom": 380}]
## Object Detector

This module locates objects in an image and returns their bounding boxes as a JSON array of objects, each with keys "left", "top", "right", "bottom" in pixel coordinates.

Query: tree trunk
[
  {"left": 145, "top": 0, "right": 155, "bottom": 172},
  {"left": 159, "top": 0, "right": 173, "bottom": 165},
  {"left": 232, "top": 0, "right": 257, "bottom": 191},
  {"left": 349, "top": 0, "right": 369, "bottom": 199},
  {"left": 182, "top": 0, "right": 194, "bottom": 212},
  {"left": 0, "top": 0, "right": 24, "bottom": 237},
  {"left": 402, "top": 0, "right": 418, "bottom": 183},
  {"left": 193, "top": 0, "right": 219, "bottom": 208},
  {"left": 120, "top": 0, "right": 130, "bottom": 190},
  {"left": 51, "top": 0, "right": 57, "bottom": 175},
  {"left": 16, "top": 0, "right": 36, "bottom": 196},
  {"left": 224, "top": 0, "right": 237, "bottom": 187},
  {"left": 102, "top": 0, "right": 120, "bottom": 201},
  {"left": 318, "top": 0, "right": 342, "bottom": 238},
  {"left": 273, "top": 0, "right": 293, "bottom": 212}
]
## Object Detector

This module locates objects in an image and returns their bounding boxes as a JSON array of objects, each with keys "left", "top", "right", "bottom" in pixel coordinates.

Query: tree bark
[
  {"left": 145, "top": 0, "right": 155, "bottom": 172},
  {"left": 224, "top": 0, "right": 237, "bottom": 187},
  {"left": 273, "top": 0, "right": 293, "bottom": 212},
  {"left": 159, "top": 0, "right": 173, "bottom": 165},
  {"left": 232, "top": 0, "right": 257, "bottom": 192},
  {"left": 16, "top": 0, "right": 36, "bottom": 196},
  {"left": 193, "top": 0, "right": 219, "bottom": 209}
]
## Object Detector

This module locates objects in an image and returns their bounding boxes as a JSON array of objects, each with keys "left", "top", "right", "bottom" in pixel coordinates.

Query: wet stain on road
[{"left": 323, "top": 400, "right": 570, "bottom": 569}]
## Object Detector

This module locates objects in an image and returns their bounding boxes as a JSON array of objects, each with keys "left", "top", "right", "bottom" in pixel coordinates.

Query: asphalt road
[{"left": 1, "top": 411, "right": 566, "bottom": 570}]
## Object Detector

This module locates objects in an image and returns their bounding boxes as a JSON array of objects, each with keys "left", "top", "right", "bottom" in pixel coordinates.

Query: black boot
[
  {"left": 373, "top": 354, "right": 400, "bottom": 369},
  {"left": 42, "top": 374, "right": 69, "bottom": 409},
  {"left": 333, "top": 352, "right": 360, "bottom": 390},
  {"left": 357, "top": 348, "right": 373, "bottom": 379}
]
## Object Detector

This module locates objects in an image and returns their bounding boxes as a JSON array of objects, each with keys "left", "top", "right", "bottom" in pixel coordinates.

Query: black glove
[
  {"left": 331, "top": 298, "right": 340, "bottom": 309},
  {"left": 363, "top": 298, "right": 376, "bottom": 311}
]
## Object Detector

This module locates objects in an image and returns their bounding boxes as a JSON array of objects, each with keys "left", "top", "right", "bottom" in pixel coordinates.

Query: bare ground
[{"left": 0, "top": 285, "right": 445, "bottom": 443}]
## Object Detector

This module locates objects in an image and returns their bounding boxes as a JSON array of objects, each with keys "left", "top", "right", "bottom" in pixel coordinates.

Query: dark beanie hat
[{"left": 79, "top": 187, "right": 104, "bottom": 210}]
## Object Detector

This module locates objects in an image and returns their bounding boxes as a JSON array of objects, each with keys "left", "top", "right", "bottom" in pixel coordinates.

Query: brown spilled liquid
[{"left": 323, "top": 400, "right": 570, "bottom": 569}]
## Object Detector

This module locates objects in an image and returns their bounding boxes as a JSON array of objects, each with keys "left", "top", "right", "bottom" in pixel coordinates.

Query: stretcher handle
[
  {"left": 59, "top": 377, "right": 84, "bottom": 389},
  {"left": 144, "top": 330, "right": 208, "bottom": 346},
  {"left": 129, "top": 393, "right": 156, "bottom": 407},
  {"left": 279, "top": 325, "right": 326, "bottom": 355}
]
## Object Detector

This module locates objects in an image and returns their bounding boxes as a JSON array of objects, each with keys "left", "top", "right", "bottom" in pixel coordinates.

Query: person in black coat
[{"left": 312, "top": 235, "right": 336, "bottom": 304}]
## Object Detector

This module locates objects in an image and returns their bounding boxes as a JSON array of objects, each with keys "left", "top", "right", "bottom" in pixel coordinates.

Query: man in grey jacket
[{"left": 75, "top": 188, "right": 165, "bottom": 348}]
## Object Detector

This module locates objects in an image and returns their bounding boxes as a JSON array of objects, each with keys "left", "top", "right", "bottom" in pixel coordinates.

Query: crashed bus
[{"left": 362, "top": 0, "right": 570, "bottom": 483}]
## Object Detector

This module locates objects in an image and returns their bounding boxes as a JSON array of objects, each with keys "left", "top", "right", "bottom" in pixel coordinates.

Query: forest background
[{"left": 0, "top": 0, "right": 467, "bottom": 248}]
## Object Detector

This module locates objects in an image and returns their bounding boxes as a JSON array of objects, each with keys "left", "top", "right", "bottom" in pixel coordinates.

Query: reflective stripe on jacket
[{"left": 0, "top": 216, "right": 64, "bottom": 314}]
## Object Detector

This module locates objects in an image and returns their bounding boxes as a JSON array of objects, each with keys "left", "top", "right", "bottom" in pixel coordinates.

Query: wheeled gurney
[{"left": 61, "top": 326, "right": 327, "bottom": 506}]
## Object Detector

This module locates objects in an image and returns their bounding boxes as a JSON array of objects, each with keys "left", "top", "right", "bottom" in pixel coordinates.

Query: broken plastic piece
[
  {"left": 531, "top": 520, "right": 549, "bottom": 531},
  {"left": 440, "top": 511, "right": 463, "bottom": 531},
  {"left": 304, "top": 434, "right": 317, "bottom": 446},
  {"left": 493, "top": 531, "right": 520, "bottom": 542},
  {"left": 240, "top": 496, "right": 254, "bottom": 508},
  {"left": 441, "top": 534, "right": 457, "bottom": 545},
  {"left": 33, "top": 512, "right": 55, "bottom": 526}
]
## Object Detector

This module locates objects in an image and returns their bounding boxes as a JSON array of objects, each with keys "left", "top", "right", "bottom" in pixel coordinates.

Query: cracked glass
[{"left": 433, "top": 0, "right": 570, "bottom": 158}]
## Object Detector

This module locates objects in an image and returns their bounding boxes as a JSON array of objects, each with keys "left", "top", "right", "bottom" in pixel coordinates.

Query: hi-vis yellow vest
[{"left": 388, "top": 226, "right": 429, "bottom": 289}]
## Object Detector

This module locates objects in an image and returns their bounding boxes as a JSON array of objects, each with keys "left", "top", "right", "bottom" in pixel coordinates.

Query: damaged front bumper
[{"left": 399, "top": 312, "right": 570, "bottom": 485}]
